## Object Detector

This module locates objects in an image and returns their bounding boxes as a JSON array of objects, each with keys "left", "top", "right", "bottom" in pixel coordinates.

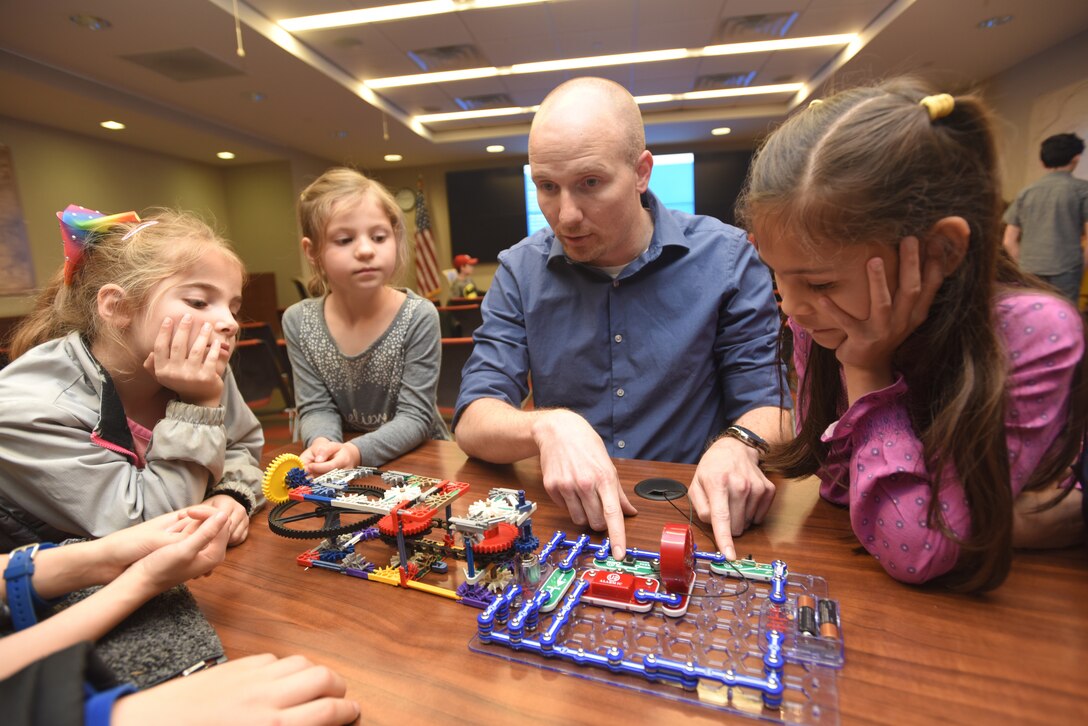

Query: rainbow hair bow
[{"left": 58, "top": 204, "right": 141, "bottom": 285}]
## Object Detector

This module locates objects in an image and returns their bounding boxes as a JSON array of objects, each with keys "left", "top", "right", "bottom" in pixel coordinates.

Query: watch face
[{"left": 396, "top": 188, "right": 415, "bottom": 212}]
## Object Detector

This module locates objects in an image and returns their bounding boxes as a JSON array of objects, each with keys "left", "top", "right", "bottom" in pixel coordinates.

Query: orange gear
[
  {"left": 473, "top": 522, "right": 517, "bottom": 554},
  {"left": 377, "top": 503, "right": 435, "bottom": 537}
]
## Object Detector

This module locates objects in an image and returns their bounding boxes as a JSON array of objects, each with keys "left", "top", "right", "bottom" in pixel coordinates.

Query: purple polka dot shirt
[{"left": 791, "top": 292, "right": 1083, "bottom": 584}]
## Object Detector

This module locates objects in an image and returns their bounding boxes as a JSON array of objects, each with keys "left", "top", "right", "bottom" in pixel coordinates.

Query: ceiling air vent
[
  {"left": 718, "top": 12, "right": 799, "bottom": 41},
  {"left": 120, "top": 47, "right": 244, "bottom": 82},
  {"left": 693, "top": 71, "right": 756, "bottom": 92},
  {"left": 455, "top": 93, "right": 514, "bottom": 111},
  {"left": 408, "top": 44, "right": 487, "bottom": 71}
]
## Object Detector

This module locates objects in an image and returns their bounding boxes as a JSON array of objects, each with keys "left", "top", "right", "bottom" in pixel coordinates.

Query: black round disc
[{"left": 633, "top": 478, "right": 688, "bottom": 501}]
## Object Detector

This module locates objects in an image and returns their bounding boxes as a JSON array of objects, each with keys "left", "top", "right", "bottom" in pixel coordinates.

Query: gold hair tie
[
  {"left": 808, "top": 99, "right": 823, "bottom": 109},
  {"left": 920, "top": 93, "right": 954, "bottom": 121}
]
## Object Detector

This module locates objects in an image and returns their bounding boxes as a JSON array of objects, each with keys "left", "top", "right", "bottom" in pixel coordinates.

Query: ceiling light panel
[
  {"left": 279, "top": 0, "right": 557, "bottom": 31},
  {"left": 228, "top": 0, "right": 898, "bottom": 148},
  {"left": 362, "top": 34, "right": 853, "bottom": 89}
]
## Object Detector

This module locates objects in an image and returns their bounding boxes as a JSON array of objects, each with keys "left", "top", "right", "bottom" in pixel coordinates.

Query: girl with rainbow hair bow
[{"left": 0, "top": 205, "right": 264, "bottom": 549}]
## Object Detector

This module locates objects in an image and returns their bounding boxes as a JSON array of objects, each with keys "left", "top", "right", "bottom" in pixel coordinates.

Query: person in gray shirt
[
  {"left": 284, "top": 168, "right": 449, "bottom": 475},
  {"left": 1003, "top": 133, "right": 1088, "bottom": 303}
]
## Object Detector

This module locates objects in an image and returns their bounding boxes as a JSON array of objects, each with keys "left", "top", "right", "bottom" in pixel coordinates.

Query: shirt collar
[
  {"left": 70, "top": 333, "right": 138, "bottom": 462},
  {"left": 544, "top": 190, "right": 692, "bottom": 276}
]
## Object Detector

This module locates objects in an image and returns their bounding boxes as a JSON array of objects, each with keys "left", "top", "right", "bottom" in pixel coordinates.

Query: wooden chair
[
  {"left": 435, "top": 304, "right": 483, "bottom": 339},
  {"left": 239, "top": 321, "right": 291, "bottom": 376},
  {"left": 437, "top": 337, "right": 474, "bottom": 421},
  {"left": 231, "top": 339, "right": 295, "bottom": 410}
]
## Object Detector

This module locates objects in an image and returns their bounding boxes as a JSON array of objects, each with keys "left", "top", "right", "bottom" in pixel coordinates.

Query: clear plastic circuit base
[{"left": 470, "top": 531, "right": 844, "bottom": 725}]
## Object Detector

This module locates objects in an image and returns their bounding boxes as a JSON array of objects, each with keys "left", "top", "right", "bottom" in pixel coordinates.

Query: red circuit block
[
  {"left": 588, "top": 570, "right": 637, "bottom": 600},
  {"left": 579, "top": 569, "right": 660, "bottom": 612}
]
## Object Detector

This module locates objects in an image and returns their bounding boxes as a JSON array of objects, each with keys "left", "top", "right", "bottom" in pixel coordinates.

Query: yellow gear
[{"left": 262, "top": 453, "right": 305, "bottom": 504}]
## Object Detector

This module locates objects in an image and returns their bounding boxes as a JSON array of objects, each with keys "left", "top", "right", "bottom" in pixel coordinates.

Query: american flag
[{"left": 413, "top": 186, "right": 442, "bottom": 299}]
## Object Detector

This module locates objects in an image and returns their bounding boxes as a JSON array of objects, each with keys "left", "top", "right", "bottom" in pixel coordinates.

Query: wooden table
[{"left": 189, "top": 441, "right": 1088, "bottom": 725}]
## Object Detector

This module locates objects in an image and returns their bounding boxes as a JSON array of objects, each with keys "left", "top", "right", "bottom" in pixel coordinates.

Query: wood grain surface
[{"left": 189, "top": 430, "right": 1088, "bottom": 726}]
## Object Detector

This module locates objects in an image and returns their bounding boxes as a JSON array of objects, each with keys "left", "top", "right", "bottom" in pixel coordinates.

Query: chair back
[
  {"left": 231, "top": 339, "right": 295, "bottom": 410},
  {"left": 435, "top": 304, "right": 483, "bottom": 339},
  {"left": 239, "top": 322, "right": 292, "bottom": 376},
  {"left": 437, "top": 337, "right": 474, "bottom": 419}
]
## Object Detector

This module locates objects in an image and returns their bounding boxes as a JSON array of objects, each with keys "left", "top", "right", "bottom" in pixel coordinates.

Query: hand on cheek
[{"left": 145, "top": 315, "right": 226, "bottom": 407}]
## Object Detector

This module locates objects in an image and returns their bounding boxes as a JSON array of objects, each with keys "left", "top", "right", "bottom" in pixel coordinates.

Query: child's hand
[
  {"left": 111, "top": 653, "right": 359, "bottom": 726},
  {"left": 301, "top": 438, "right": 362, "bottom": 476},
  {"left": 204, "top": 494, "right": 250, "bottom": 545},
  {"left": 87, "top": 506, "right": 223, "bottom": 582},
  {"left": 144, "top": 314, "right": 226, "bottom": 407},
  {"left": 115, "top": 509, "right": 229, "bottom": 595},
  {"left": 818, "top": 236, "right": 945, "bottom": 377}
]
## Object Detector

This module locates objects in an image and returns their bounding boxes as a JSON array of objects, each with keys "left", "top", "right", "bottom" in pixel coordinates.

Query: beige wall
[
  {"left": 985, "top": 28, "right": 1088, "bottom": 198},
  {"left": 0, "top": 115, "right": 321, "bottom": 319},
  {"left": 222, "top": 161, "right": 303, "bottom": 308},
  {"left": 0, "top": 115, "right": 228, "bottom": 317}
]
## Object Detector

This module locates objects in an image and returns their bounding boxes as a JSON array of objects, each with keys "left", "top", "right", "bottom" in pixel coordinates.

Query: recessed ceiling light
[
  {"left": 711, "top": 127, "right": 731, "bottom": 136},
  {"left": 217, "top": 151, "right": 236, "bottom": 160},
  {"left": 384, "top": 154, "right": 403, "bottom": 162},
  {"left": 100, "top": 120, "right": 125, "bottom": 131},
  {"left": 977, "top": 15, "right": 1013, "bottom": 29},
  {"left": 70, "top": 14, "right": 111, "bottom": 31},
  {"left": 486, "top": 145, "right": 505, "bottom": 153}
]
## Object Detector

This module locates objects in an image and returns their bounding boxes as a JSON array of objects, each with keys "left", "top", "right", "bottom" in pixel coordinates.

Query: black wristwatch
[{"left": 721, "top": 425, "right": 770, "bottom": 457}]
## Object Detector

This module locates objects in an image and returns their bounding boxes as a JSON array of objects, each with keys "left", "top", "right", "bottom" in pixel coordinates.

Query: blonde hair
[
  {"left": 10, "top": 209, "right": 244, "bottom": 361},
  {"left": 297, "top": 167, "right": 408, "bottom": 296}
]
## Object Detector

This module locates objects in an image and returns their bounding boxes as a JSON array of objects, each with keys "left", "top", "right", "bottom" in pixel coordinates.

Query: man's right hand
[{"left": 531, "top": 409, "right": 637, "bottom": 559}]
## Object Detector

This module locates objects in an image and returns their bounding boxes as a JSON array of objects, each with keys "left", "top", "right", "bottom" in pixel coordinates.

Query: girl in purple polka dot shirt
[{"left": 739, "top": 78, "right": 1086, "bottom": 591}]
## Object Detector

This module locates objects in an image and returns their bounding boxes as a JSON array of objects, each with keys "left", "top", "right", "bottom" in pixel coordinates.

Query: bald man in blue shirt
[{"left": 454, "top": 77, "right": 791, "bottom": 560}]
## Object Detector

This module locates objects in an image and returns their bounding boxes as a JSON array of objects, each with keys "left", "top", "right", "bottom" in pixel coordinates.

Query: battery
[
  {"left": 797, "top": 595, "right": 817, "bottom": 636},
  {"left": 818, "top": 598, "right": 840, "bottom": 639}
]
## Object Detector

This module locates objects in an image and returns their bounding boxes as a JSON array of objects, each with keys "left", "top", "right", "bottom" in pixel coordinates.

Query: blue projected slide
[{"left": 523, "top": 153, "right": 694, "bottom": 236}]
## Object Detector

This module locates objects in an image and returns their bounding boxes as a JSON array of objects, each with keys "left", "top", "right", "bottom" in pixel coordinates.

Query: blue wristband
[
  {"left": 3, "top": 542, "right": 58, "bottom": 631},
  {"left": 84, "top": 682, "right": 138, "bottom": 726}
]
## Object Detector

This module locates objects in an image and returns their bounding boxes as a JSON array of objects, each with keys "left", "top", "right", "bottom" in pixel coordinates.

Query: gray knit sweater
[{"left": 282, "top": 290, "right": 450, "bottom": 466}]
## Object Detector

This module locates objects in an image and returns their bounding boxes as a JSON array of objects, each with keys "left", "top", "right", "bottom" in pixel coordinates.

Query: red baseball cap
[{"left": 453, "top": 254, "right": 479, "bottom": 268}]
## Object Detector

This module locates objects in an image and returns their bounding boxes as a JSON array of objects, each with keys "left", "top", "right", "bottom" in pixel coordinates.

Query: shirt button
[
  {"left": 614, "top": 334, "right": 622, "bottom": 343},
  {"left": 617, "top": 440, "right": 626, "bottom": 449},
  {"left": 616, "top": 388, "right": 625, "bottom": 397},
  {"left": 612, "top": 280, "right": 619, "bottom": 288}
]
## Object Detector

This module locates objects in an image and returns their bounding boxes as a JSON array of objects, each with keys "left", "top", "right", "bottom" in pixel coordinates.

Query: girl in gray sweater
[{"left": 284, "top": 169, "right": 449, "bottom": 475}]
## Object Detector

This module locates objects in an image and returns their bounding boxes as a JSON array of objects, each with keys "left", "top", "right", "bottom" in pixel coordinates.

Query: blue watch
[{"left": 4, "top": 542, "right": 58, "bottom": 631}]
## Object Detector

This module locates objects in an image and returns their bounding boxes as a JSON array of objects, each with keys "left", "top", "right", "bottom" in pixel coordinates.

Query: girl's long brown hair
[{"left": 738, "top": 78, "right": 1087, "bottom": 592}]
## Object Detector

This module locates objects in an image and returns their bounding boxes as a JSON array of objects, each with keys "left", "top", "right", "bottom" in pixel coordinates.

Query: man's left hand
[{"left": 688, "top": 436, "right": 776, "bottom": 560}]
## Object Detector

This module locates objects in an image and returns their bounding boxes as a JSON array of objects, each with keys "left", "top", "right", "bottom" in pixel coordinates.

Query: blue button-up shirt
[{"left": 453, "top": 191, "right": 788, "bottom": 464}]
